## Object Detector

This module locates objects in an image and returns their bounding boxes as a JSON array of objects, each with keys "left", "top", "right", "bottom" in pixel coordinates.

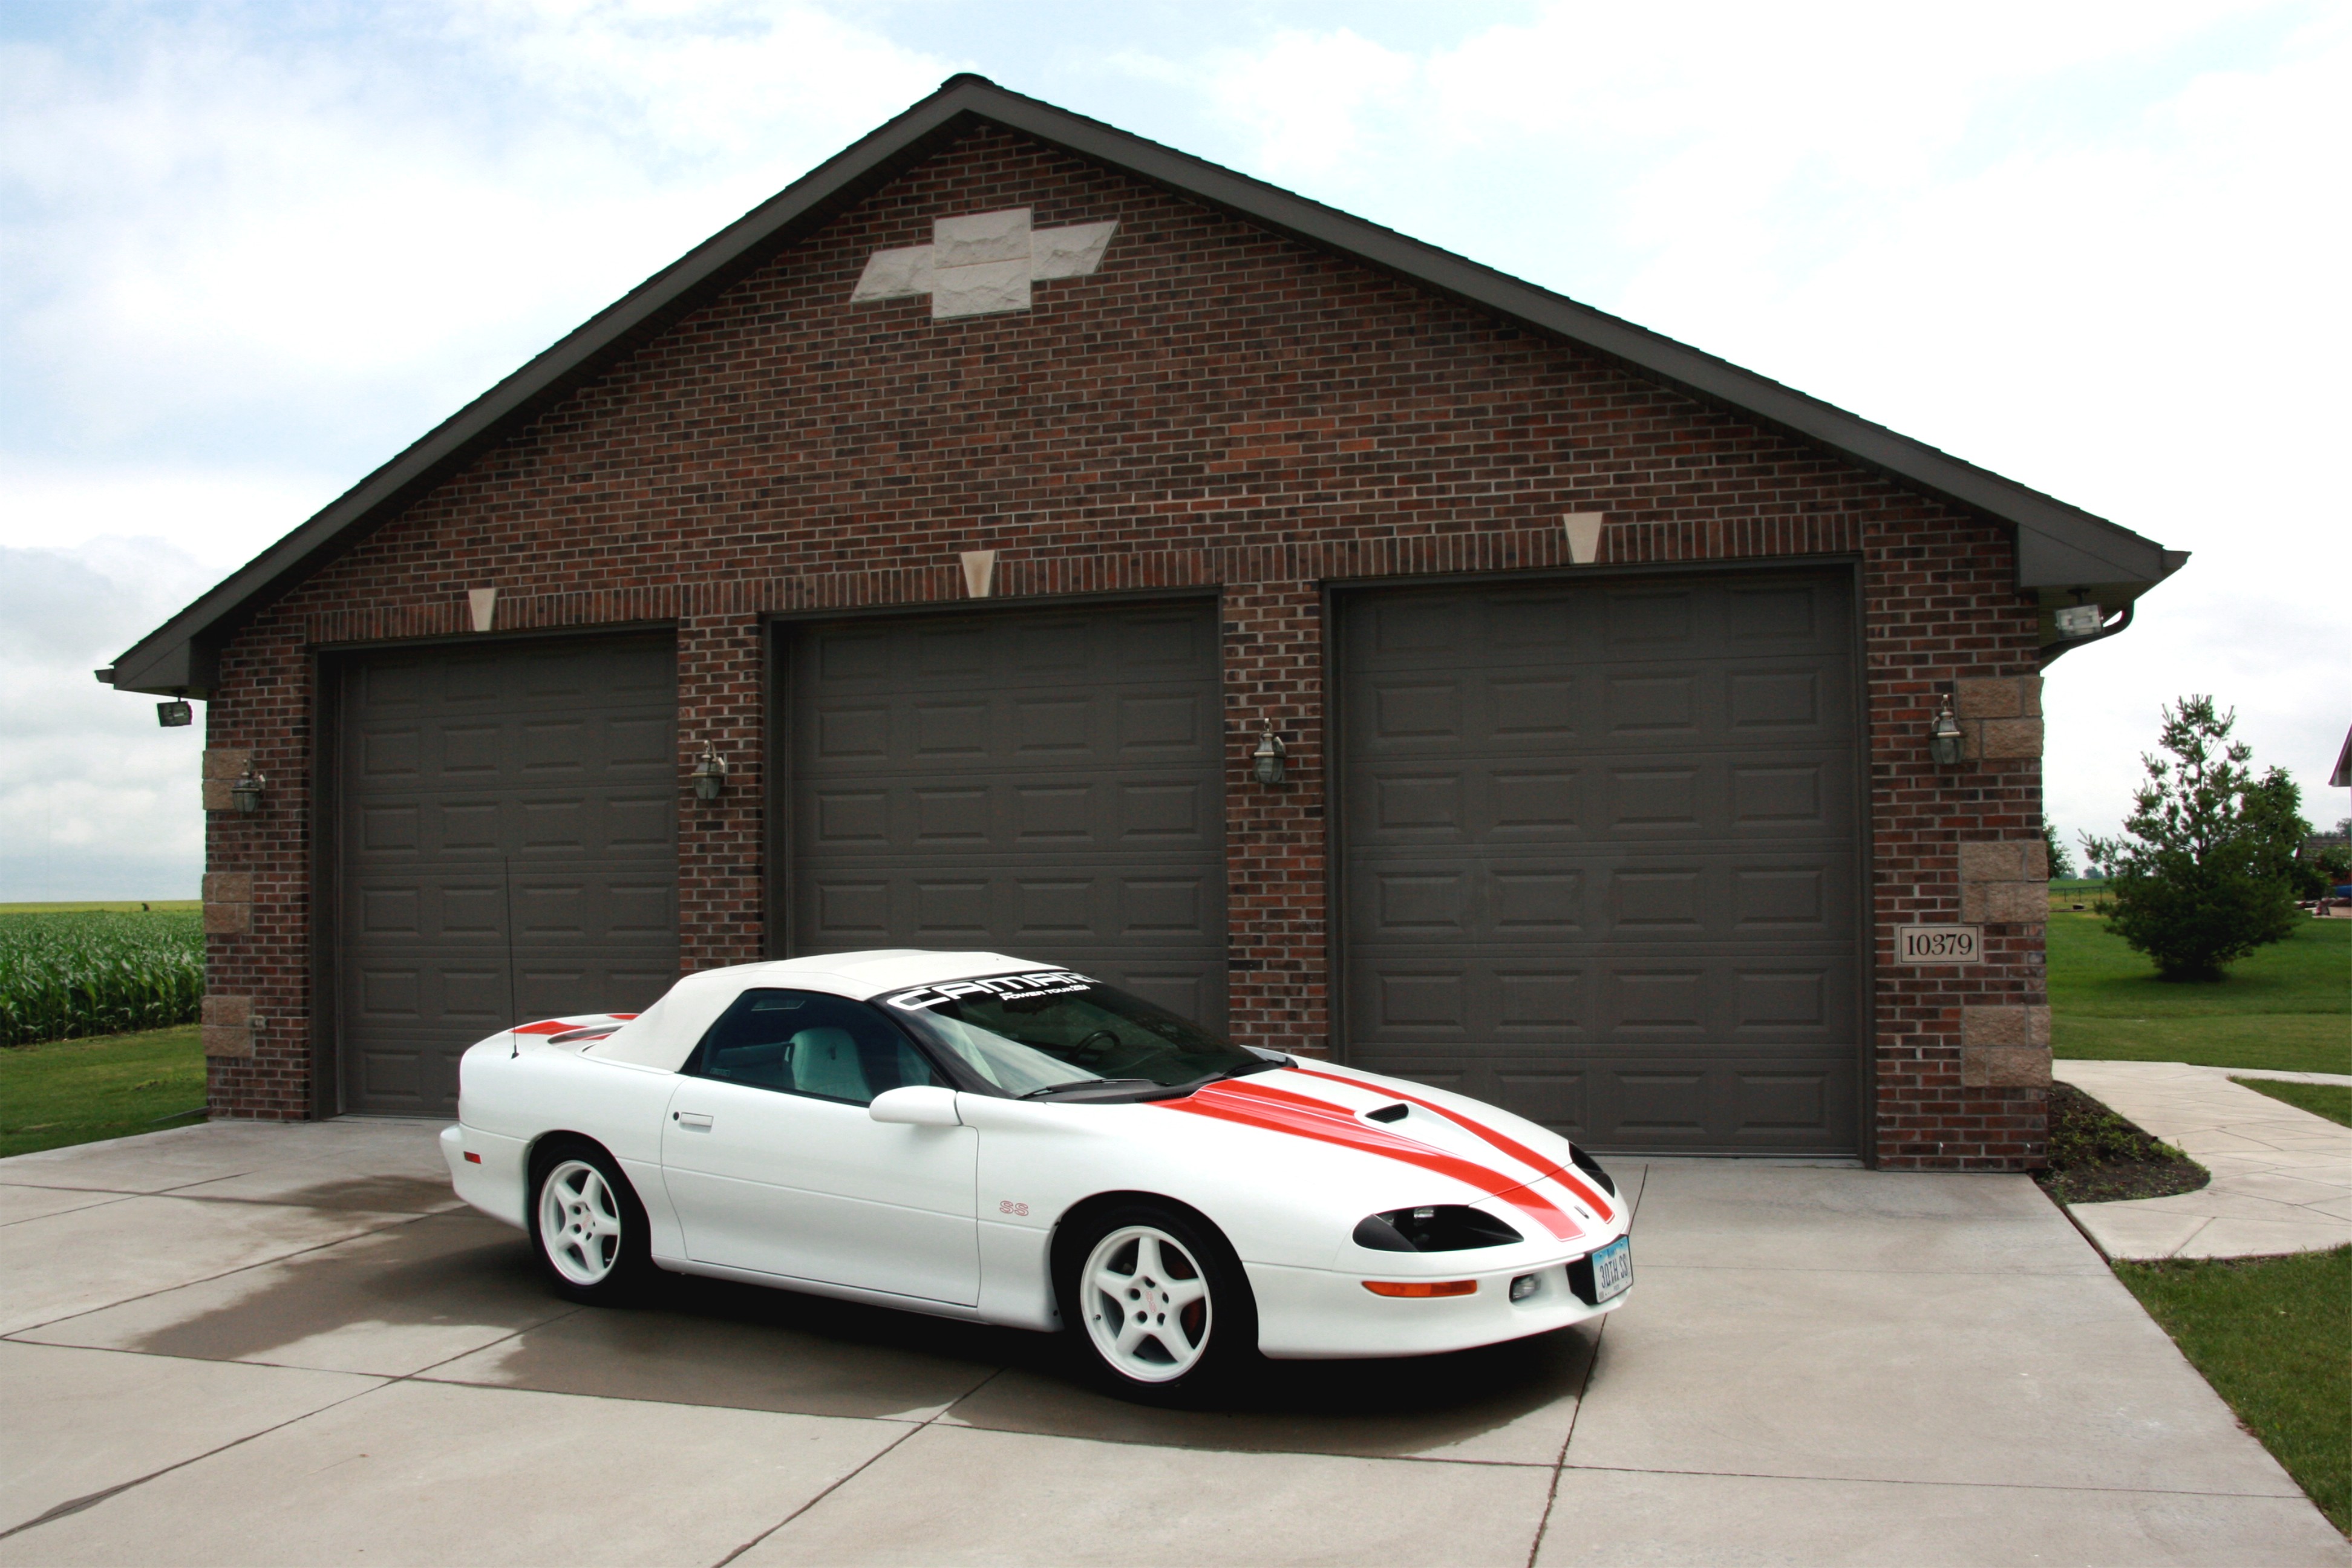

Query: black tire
[
  {"left": 1053, "top": 1199, "right": 1259, "bottom": 1405},
  {"left": 526, "top": 1138, "right": 654, "bottom": 1305}
]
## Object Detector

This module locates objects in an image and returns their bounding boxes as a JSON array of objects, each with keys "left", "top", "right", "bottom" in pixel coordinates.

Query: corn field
[{"left": 0, "top": 912, "right": 204, "bottom": 1047}]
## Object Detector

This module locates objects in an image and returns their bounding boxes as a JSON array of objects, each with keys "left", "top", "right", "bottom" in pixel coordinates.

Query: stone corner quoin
[{"left": 168, "top": 108, "right": 2076, "bottom": 1169}]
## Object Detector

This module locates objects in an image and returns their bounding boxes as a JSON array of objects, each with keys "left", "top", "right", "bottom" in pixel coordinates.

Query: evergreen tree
[
  {"left": 2082, "top": 697, "right": 2302, "bottom": 981},
  {"left": 2042, "top": 821, "right": 2076, "bottom": 880}
]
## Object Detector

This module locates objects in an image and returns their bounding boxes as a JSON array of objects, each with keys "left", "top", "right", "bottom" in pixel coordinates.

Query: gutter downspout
[{"left": 2038, "top": 601, "right": 2134, "bottom": 670}]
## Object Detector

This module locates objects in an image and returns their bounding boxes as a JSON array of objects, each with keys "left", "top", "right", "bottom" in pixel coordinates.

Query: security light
[
  {"left": 2054, "top": 603, "right": 2104, "bottom": 638},
  {"left": 157, "top": 700, "right": 193, "bottom": 728}
]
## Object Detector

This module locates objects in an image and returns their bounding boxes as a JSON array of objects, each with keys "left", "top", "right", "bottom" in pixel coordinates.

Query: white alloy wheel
[
  {"left": 538, "top": 1158, "right": 624, "bottom": 1286},
  {"left": 1081, "top": 1224, "right": 1213, "bottom": 1383}
]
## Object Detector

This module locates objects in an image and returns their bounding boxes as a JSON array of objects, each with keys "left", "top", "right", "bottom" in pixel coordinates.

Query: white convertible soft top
[{"left": 586, "top": 950, "right": 1038, "bottom": 1070}]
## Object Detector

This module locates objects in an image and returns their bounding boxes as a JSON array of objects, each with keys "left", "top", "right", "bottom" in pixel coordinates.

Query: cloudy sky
[{"left": 2, "top": 0, "right": 2346, "bottom": 899}]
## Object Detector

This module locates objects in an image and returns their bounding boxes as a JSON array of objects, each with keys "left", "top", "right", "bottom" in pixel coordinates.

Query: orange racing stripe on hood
[
  {"left": 1160, "top": 1079, "right": 1584, "bottom": 1242},
  {"left": 1287, "top": 1067, "right": 1617, "bottom": 1224}
]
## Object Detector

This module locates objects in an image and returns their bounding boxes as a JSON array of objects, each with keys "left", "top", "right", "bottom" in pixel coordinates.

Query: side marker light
[
  {"left": 1363, "top": 1279, "right": 1477, "bottom": 1298},
  {"left": 463, "top": 1152, "right": 482, "bottom": 1164}
]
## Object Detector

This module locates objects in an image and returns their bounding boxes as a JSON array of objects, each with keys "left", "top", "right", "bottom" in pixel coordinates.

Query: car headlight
[{"left": 1351, "top": 1205, "right": 1523, "bottom": 1252}]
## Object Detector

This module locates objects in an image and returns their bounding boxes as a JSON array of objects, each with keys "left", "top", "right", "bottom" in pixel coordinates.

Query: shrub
[{"left": 2082, "top": 696, "right": 2302, "bottom": 982}]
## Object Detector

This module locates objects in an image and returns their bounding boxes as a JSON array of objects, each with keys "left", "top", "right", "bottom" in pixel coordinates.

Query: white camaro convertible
[{"left": 443, "top": 950, "right": 1632, "bottom": 1400}]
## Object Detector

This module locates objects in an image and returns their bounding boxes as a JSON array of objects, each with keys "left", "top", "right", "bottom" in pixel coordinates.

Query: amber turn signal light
[{"left": 1362, "top": 1279, "right": 1477, "bottom": 1298}]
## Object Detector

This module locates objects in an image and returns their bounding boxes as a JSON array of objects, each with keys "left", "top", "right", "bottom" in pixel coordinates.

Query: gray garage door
[
  {"left": 1339, "top": 573, "right": 1860, "bottom": 1154},
  {"left": 337, "top": 635, "right": 679, "bottom": 1115},
  {"left": 786, "top": 603, "right": 1227, "bottom": 1029}
]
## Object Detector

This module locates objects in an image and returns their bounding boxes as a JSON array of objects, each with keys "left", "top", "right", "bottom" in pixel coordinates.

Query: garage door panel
[
  {"left": 1347, "top": 950, "right": 1854, "bottom": 1042},
  {"left": 604, "top": 791, "right": 676, "bottom": 849},
  {"left": 340, "top": 636, "right": 678, "bottom": 1116},
  {"left": 799, "top": 866, "right": 1221, "bottom": 949},
  {"left": 1342, "top": 573, "right": 1857, "bottom": 1154},
  {"left": 1726, "top": 580, "right": 1829, "bottom": 641},
  {"left": 799, "top": 773, "right": 1218, "bottom": 858},
  {"left": 603, "top": 714, "right": 675, "bottom": 767},
  {"left": 356, "top": 791, "right": 676, "bottom": 860},
  {"left": 1348, "top": 852, "right": 1854, "bottom": 946},
  {"left": 806, "top": 702, "right": 1218, "bottom": 777},
  {"left": 1116, "top": 608, "right": 1217, "bottom": 669},
  {"left": 789, "top": 605, "right": 1225, "bottom": 1030},
  {"left": 356, "top": 662, "right": 426, "bottom": 708},
  {"left": 1014, "top": 696, "right": 1093, "bottom": 754},
  {"left": 1347, "top": 757, "right": 1853, "bottom": 846},
  {"left": 913, "top": 788, "right": 991, "bottom": 844}
]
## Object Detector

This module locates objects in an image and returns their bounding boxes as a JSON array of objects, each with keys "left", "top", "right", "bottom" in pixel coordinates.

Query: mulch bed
[{"left": 2035, "top": 1081, "right": 2212, "bottom": 1204}]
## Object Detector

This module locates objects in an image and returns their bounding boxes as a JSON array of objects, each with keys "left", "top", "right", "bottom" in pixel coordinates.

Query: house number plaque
[{"left": 1896, "top": 924, "right": 1982, "bottom": 964}]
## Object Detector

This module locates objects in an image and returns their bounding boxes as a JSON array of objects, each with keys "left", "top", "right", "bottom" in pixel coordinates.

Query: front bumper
[{"left": 1248, "top": 1241, "right": 1632, "bottom": 1359}]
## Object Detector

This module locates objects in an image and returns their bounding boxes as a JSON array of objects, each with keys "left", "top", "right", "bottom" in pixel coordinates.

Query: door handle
[{"left": 673, "top": 1111, "right": 713, "bottom": 1132}]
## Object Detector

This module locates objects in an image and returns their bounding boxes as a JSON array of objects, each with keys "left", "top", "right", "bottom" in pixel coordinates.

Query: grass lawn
[
  {"left": 0, "top": 1025, "right": 206, "bottom": 1158},
  {"left": 2233, "top": 1077, "right": 2352, "bottom": 1128},
  {"left": 0, "top": 900, "right": 198, "bottom": 914},
  {"left": 2048, "top": 914, "right": 2349, "bottom": 1074},
  {"left": 2115, "top": 1247, "right": 2351, "bottom": 1537}
]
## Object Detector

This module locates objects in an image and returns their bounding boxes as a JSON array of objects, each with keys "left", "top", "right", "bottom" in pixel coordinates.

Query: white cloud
[
  {"left": 1198, "top": 28, "right": 1416, "bottom": 183},
  {"left": 0, "top": 457, "right": 344, "bottom": 570},
  {"left": 0, "top": 540, "right": 211, "bottom": 901},
  {"left": 1, "top": 1, "right": 964, "bottom": 897},
  {"left": 1, "top": 3, "right": 960, "bottom": 460},
  {"left": 4, "top": 0, "right": 2345, "bottom": 904},
  {"left": 1152, "top": 1, "right": 2350, "bottom": 837},
  {"left": 453, "top": 0, "right": 957, "bottom": 162}
]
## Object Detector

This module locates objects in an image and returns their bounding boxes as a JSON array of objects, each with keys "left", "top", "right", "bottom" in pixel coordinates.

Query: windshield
[{"left": 880, "top": 970, "right": 1273, "bottom": 1099}]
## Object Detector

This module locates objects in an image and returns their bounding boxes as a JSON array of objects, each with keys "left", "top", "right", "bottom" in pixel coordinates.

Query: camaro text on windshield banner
[{"left": 884, "top": 970, "right": 1097, "bottom": 1011}]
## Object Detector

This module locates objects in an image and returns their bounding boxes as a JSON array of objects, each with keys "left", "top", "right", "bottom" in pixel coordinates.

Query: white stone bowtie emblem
[{"left": 851, "top": 207, "right": 1117, "bottom": 320}]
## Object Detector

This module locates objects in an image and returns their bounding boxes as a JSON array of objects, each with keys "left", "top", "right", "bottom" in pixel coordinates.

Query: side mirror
[{"left": 869, "top": 1085, "right": 962, "bottom": 1127}]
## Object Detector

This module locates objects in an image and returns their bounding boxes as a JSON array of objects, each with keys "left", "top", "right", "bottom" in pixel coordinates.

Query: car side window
[{"left": 690, "top": 989, "right": 943, "bottom": 1107}]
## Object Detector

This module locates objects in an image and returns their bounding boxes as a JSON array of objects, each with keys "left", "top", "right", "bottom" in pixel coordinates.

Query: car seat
[{"left": 788, "top": 1027, "right": 872, "bottom": 1102}]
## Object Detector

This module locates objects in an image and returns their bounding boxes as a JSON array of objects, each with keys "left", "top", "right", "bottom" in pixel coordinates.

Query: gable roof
[{"left": 102, "top": 73, "right": 2183, "bottom": 696}]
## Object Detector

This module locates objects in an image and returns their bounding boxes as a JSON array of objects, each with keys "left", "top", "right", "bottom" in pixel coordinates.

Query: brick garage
[{"left": 106, "top": 77, "right": 2181, "bottom": 1168}]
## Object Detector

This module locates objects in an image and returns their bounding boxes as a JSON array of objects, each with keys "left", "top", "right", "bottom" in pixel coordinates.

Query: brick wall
[{"left": 195, "top": 123, "right": 2048, "bottom": 1166}]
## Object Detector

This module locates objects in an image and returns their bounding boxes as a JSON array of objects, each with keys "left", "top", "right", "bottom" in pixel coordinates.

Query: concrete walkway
[
  {"left": 1, "top": 1120, "right": 2345, "bottom": 1566},
  {"left": 2054, "top": 1060, "right": 2352, "bottom": 1261}
]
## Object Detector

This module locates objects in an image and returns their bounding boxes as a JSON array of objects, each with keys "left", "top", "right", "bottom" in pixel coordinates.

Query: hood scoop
[{"left": 1365, "top": 1103, "right": 1410, "bottom": 1123}]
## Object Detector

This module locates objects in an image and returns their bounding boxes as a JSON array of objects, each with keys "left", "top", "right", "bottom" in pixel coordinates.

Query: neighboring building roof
[
  {"left": 100, "top": 74, "right": 2185, "bottom": 697},
  {"left": 2332, "top": 724, "right": 2351, "bottom": 789}
]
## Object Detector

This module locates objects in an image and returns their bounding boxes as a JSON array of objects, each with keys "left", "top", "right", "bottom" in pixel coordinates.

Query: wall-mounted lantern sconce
[
  {"left": 690, "top": 740, "right": 728, "bottom": 802},
  {"left": 1929, "top": 695, "right": 1964, "bottom": 766},
  {"left": 1251, "top": 718, "right": 1287, "bottom": 786},
  {"left": 230, "top": 763, "right": 267, "bottom": 814}
]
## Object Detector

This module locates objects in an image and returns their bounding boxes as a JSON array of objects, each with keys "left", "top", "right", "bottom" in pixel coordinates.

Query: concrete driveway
[{"left": 1, "top": 1120, "right": 2343, "bottom": 1567}]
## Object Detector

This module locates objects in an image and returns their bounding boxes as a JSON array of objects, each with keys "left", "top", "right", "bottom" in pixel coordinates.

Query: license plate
[{"left": 1588, "top": 1236, "right": 1632, "bottom": 1301}]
